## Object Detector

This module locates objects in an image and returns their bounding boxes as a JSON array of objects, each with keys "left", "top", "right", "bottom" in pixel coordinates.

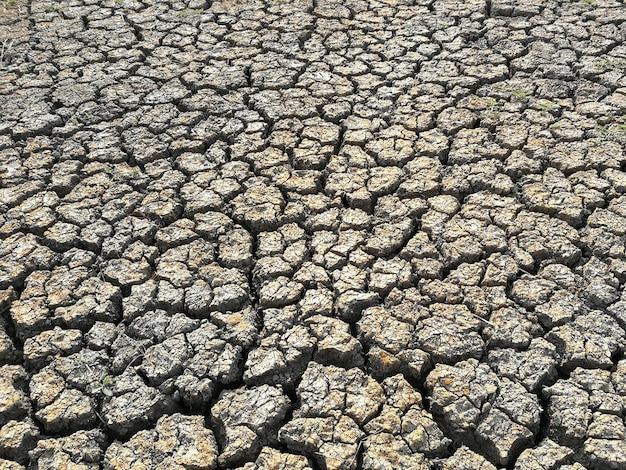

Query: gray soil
[{"left": 1, "top": 0, "right": 626, "bottom": 469}]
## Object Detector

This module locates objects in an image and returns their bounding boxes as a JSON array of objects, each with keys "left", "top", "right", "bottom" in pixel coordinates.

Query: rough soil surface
[{"left": 1, "top": 0, "right": 626, "bottom": 468}]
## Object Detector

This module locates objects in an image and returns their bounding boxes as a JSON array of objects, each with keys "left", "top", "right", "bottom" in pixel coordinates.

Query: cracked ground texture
[{"left": 1, "top": 0, "right": 626, "bottom": 468}]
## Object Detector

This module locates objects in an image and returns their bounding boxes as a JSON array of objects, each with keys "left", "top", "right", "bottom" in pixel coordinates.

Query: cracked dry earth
[{"left": 2, "top": 0, "right": 626, "bottom": 469}]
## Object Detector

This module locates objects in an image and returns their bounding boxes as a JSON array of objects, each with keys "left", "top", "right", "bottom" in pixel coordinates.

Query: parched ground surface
[{"left": 1, "top": 0, "right": 626, "bottom": 468}]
